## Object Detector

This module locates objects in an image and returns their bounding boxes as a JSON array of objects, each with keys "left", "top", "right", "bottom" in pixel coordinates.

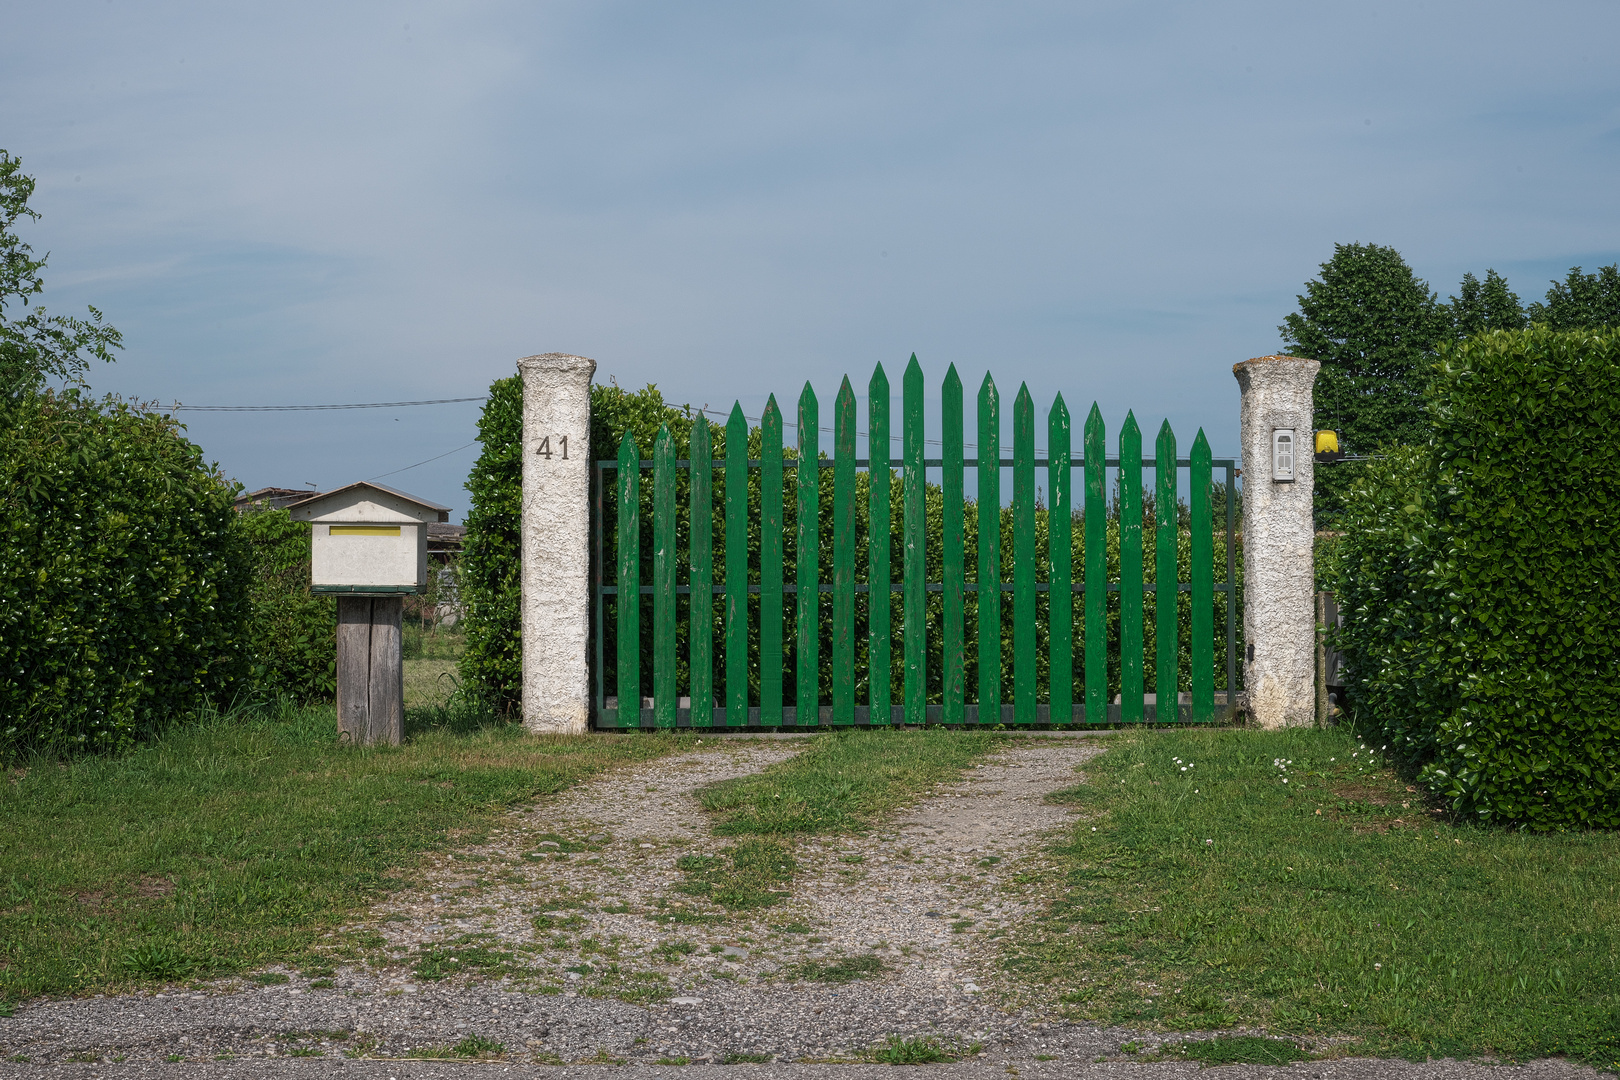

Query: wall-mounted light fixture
[
  {"left": 1314, "top": 429, "right": 1343, "bottom": 464},
  {"left": 1272, "top": 428, "right": 1295, "bottom": 481}
]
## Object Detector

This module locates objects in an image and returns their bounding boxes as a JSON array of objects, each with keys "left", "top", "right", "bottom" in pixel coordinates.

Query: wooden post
[{"left": 337, "top": 595, "right": 403, "bottom": 745}]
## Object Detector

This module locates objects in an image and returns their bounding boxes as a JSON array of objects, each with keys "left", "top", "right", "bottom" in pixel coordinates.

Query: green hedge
[
  {"left": 0, "top": 393, "right": 251, "bottom": 756},
  {"left": 456, "top": 375, "right": 524, "bottom": 713},
  {"left": 235, "top": 508, "right": 335, "bottom": 701},
  {"left": 1333, "top": 328, "right": 1620, "bottom": 829},
  {"left": 460, "top": 378, "right": 1240, "bottom": 714}
]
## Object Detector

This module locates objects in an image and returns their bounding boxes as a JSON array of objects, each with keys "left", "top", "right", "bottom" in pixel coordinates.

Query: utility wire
[
  {"left": 170, "top": 396, "right": 488, "bottom": 412},
  {"left": 366, "top": 440, "right": 481, "bottom": 482},
  {"left": 157, "top": 395, "right": 1233, "bottom": 460}
]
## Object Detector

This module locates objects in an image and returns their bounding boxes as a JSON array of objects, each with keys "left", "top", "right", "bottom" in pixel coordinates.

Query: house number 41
[{"left": 535, "top": 435, "right": 569, "bottom": 459}]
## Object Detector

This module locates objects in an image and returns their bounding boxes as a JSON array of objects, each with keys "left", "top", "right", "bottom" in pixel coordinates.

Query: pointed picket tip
[
  {"left": 836, "top": 375, "right": 855, "bottom": 403},
  {"left": 1048, "top": 391, "right": 1070, "bottom": 423},
  {"left": 870, "top": 361, "right": 890, "bottom": 392},
  {"left": 904, "top": 353, "right": 923, "bottom": 378},
  {"left": 943, "top": 362, "right": 962, "bottom": 391},
  {"left": 654, "top": 424, "right": 673, "bottom": 448},
  {"left": 1157, "top": 417, "right": 1175, "bottom": 442},
  {"left": 1122, "top": 410, "right": 1141, "bottom": 437},
  {"left": 978, "top": 371, "right": 998, "bottom": 404},
  {"left": 617, "top": 428, "right": 639, "bottom": 455},
  {"left": 799, "top": 380, "right": 818, "bottom": 407},
  {"left": 1083, "top": 401, "right": 1104, "bottom": 435},
  {"left": 763, "top": 394, "right": 782, "bottom": 421},
  {"left": 1191, "top": 428, "right": 1210, "bottom": 453}
]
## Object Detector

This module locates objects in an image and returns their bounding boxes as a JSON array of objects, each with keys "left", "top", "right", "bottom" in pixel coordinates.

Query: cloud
[{"left": 4, "top": 0, "right": 1618, "bottom": 515}]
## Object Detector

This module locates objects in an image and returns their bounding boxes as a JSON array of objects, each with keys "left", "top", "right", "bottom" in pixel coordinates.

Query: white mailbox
[{"left": 288, "top": 482, "right": 451, "bottom": 594}]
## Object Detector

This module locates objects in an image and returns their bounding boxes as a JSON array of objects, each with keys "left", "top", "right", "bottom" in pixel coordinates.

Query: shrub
[
  {"left": 0, "top": 392, "right": 250, "bottom": 756},
  {"left": 1335, "top": 328, "right": 1620, "bottom": 829},
  {"left": 456, "top": 375, "right": 524, "bottom": 712},
  {"left": 234, "top": 508, "right": 335, "bottom": 701}
]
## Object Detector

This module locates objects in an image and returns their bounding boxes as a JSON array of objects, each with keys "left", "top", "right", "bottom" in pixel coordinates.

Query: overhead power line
[
  {"left": 169, "top": 396, "right": 488, "bottom": 412},
  {"left": 367, "top": 440, "right": 481, "bottom": 482}
]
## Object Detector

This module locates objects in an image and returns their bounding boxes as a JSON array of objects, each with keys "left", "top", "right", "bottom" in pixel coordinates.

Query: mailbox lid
[{"left": 286, "top": 482, "right": 451, "bottom": 526}]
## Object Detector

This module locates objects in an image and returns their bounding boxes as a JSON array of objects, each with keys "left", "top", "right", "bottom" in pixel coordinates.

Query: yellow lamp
[{"left": 1315, "top": 430, "right": 1339, "bottom": 454}]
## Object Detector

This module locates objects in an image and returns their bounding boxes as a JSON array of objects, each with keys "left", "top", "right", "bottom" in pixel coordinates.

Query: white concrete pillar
[
  {"left": 1232, "top": 354, "right": 1320, "bottom": 729},
  {"left": 519, "top": 353, "right": 596, "bottom": 734}
]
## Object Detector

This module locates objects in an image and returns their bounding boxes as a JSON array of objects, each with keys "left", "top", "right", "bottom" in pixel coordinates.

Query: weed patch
[
  {"left": 676, "top": 839, "right": 796, "bottom": 909},
  {"left": 700, "top": 730, "right": 997, "bottom": 836},
  {"left": 864, "top": 1035, "right": 977, "bottom": 1064},
  {"left": 1164, "top": 1036, "right": 1312, "bottom": 1066},
  {"left": 791, "top": 954, "right": 885, "bottom": 983}
]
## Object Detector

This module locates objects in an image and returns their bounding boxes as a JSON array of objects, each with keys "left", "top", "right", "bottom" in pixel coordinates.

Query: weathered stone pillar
[
  {"left": 519, "top": 353, "right": 596, "bottom": 734},
  {"left": 1233, "top": 355, "right": 1320, "bottom": 729}
]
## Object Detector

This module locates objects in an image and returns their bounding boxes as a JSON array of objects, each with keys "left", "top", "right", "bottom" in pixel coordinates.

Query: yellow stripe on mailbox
[{"left": 329, "top": 525, "right": 401, "bottom": 537}]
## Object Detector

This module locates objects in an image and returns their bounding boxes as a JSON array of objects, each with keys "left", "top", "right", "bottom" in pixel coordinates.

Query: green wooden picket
[
  {"left": 976, "top": 375, "right": 1001, "bottom": 723},
  {"left": 760, "top": 398, "right": 784, "bottom": 726},
  {"left": 941, "top": 365, "right": 965, "bottom": 724},
  {"left": 1013, "top": 385, "right": 1036, "bottom": 725},
  {"left": 903, "top": 356, "right": 927, "bottom": 725},
  {"left": 726, "top": 405, "right": 748, "bottom": 726},
  {"left": 653, "top": 426, "right": 676, "bottom": 728},
  {"left": 1118, "top": 413, "right": 1145, "bottom": 723},
  {"left": 795, "top": 384, "right": 818, "bottom": 725},
  {"left": 869, "top": 364, "right": 892, "bottom": 724},
  {"left": 833, "top": 378, "right": 857, "bottom": 725},
  {"left": 1190, "top": 429, "right": 1214, "bottom": 723},
  {"left": 597, "top": 359, "right": 1237, "bottom": 732},
  {"left": 1047, "top": 395, "right": 1072, "bottom": 724},
  {"left": 1155, "top": 420, "right": 1178, "bottom": 719},
  {"left": 616, "top": 431, "right": 639, "bottom": 724},
  {"left": 1083, "top": 405, "right": 1106, "bottom": 722},
  {"left": 690, "top": 416, "right": 713, "bottom": 727}
]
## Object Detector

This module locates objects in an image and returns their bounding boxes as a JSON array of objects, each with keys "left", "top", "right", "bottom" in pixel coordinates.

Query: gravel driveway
[{"left": 0, "top": 734, "right": 1600, "bottom": 1078}]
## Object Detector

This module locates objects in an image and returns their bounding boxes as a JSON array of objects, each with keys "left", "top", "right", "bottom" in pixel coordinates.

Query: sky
[{"left": 5, "top": 1, "right": 1619, "bottom": 519}]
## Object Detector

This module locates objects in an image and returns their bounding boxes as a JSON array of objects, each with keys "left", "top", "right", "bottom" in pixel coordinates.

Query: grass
[
  {"left": 699, "top": 728, "right": 998, "bottom": 836},
  {"left": 1006, "top": 726, "right": 1620, "bottom": 1070},
  {"left": 402, "top": 625, "right": 467, "bottom": 709},
  {"left": 791, "top": 954, "right": 886, "bottom": 983},
  {"left": 864, "top": 1035, "right": 978, "bottom": 1064},
  {"left": 1161, "top": 1036, "right": 1312, "bottom": 1066},
  {"left": 675, "top": 839, "right": 796, "bottom": 909},
  {"left": 0, "top": 701, "right": 692, "bottom": 1001}
]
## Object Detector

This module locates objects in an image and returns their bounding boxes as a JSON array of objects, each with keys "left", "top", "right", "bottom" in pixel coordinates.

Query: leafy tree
[
  {"left": 1527, "top": 264, "right": 1620, "bottom": 330},
  {"left": 1448, "top": 269, "right": 1525, "bottom": 337},
  {"left": 1, "top": 150, "right": 122, "bottom": 401},
  {"left": 1280, "top": 243, "right": 1449, "bottom": 526},
  {"left": 1280, "top": 243, "right": 1448, "bottom": 455}
]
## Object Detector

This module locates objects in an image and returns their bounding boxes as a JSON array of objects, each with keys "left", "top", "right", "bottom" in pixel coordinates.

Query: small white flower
[
  {"left": 1204, "top": 839, "right": 1213, "bottom": 845},
  {"left": 1374, "top": 963, "right": 1382, "bottom": 970},
  {"left": 1282, "top": 779, "right": 1288, "bottom": 784}
]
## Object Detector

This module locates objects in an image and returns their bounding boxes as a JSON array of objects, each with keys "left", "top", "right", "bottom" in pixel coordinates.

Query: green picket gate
[{"left": 592, "top": 356, "right": 1238, "bottom": 728}]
